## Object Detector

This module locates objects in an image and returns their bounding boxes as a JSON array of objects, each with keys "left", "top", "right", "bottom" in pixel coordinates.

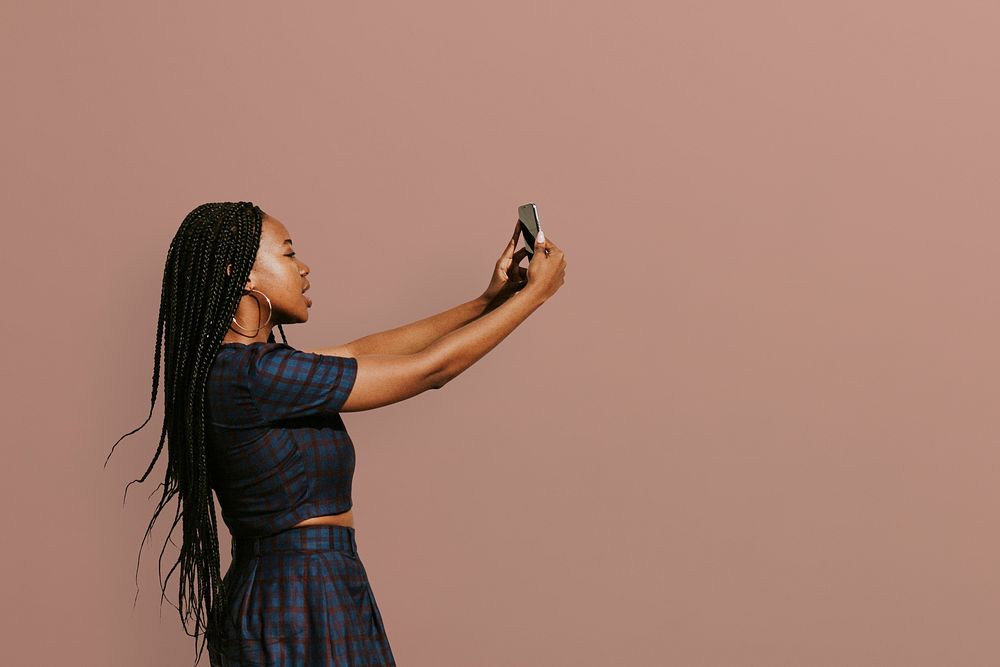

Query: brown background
[{"left": 3, "top": 1, "right": 999, "bottom": 665}]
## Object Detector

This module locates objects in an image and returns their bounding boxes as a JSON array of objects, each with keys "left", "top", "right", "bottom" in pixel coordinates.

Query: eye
[{"left": 286, "top": 252, "right": 296, "bottom": 258}]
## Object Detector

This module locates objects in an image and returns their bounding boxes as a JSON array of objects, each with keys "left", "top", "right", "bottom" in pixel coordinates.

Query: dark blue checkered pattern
[
  {"left": 205, "top": 343, "right": 396, "bottom": 665},
  {"left": 209, "top": 524, "right": 396, "bottom": 666},
  {"left": 206, "top": 342, "right": 359, "bottom": 538}
]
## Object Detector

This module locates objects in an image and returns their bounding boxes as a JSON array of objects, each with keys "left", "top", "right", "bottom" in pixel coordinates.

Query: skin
[
  {"left": 222, "top": 214, "right": 314, "bottom": 344},
  {"left": 221, "top": 213, "right": 567, "bottom": 530}
]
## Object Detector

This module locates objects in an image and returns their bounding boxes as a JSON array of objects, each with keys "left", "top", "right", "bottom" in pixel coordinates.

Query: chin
[{"left": 278, "top": 308, "right": 309, "bottom": 325}]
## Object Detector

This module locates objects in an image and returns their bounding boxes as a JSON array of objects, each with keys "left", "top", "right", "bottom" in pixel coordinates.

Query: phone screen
[{"left": 517, "top": 203, "right": 542, "bottom": 258}]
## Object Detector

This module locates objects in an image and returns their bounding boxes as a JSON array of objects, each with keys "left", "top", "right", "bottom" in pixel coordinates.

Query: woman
[{"left": 108, "top": 202, "right": 565, "bottom": 666}]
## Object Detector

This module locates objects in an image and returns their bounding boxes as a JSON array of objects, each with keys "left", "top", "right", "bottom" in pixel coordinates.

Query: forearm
[
  {"left": 423, "top": 287, "right": 546, "bottom": 388},
  {"left": 347, "top": 295, "right": 493, "bottom": 357}
]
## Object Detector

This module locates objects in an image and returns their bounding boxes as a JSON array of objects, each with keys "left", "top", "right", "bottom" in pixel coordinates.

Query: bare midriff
[{"left": 292, "top": 508, "right": 354, "bottom": 529}]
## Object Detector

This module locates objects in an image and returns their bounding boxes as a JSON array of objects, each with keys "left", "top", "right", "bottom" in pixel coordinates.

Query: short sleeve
[{"left": 247, "top": 343, "right": 358, "bottom": 423}]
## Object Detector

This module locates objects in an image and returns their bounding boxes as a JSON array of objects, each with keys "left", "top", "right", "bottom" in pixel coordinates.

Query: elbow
[
  {"left": 421, "top": 351, "right": 450, "bottom": 391},
  {"left": 426, "top": 371, "right": 448, "bottom": 390}
]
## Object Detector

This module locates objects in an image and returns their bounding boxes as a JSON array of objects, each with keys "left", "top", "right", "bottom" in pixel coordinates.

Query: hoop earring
[{"left": 231, "top": 288, "right": 273, "bottom": 337}]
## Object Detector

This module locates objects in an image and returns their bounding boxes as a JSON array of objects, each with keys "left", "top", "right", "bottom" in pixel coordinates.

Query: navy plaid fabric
[
  {"left": 206, "top": 342, "right": 359, "bottom": 538},
  {"left": 205, "top": 343, "right": 396, "bottom": 665},
  {"left": 209, "top": 524, "right": 396, "bottom": 666}
]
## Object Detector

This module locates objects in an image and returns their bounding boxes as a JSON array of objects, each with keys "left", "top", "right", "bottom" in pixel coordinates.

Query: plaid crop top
[{"left": 205, "top": 341, "right": 359, "bottom": 538}]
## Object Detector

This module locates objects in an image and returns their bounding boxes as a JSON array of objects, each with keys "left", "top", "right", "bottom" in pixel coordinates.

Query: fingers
[
  {"left": 534, "top": 229, "right": 554, "bottom": 256},
  {"left": 500, "top": 221, "right": 521, "bottom": 259},
  {"left": 509, "top": 219, "right": 521, "bottom": 245},
  {"left": 501, "top": 237, "right": 518, "bottom": 260},
  {"left": 507, "top": 249, "right": 529, "bottom": 280},
  {"left": 532, "top": 229, "right": 560, "bottom": 257}
]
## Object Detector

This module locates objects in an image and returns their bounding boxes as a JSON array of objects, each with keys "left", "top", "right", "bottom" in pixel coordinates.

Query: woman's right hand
[{"left": 525, "top": 230, "right": 566, "bottom": 302}]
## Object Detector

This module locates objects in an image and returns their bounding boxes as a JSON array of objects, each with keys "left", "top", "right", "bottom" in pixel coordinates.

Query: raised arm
[
  {"left": 306, "top": 295, "right": 492, "bottom": 359},
  {"left": 338, "top": 289, "right": 544, "bottom": 412},
  {"left": 306, "top": 219, "right": 531, "bottom": 359},
  {"left": 420, "top": 233, "right": 565, "bottom": 389},
  {"left": 338, "top": 233, "right": 565, "bottom": 411}
]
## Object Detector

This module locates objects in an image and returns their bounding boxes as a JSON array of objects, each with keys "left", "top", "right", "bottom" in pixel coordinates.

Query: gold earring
[{"left": 231, "top": 288, "right": 273, "bottom": 336}]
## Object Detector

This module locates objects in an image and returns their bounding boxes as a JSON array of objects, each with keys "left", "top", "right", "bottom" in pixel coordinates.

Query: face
[{"left": 225, "top": 213, "right": 312, "bottom": 340}]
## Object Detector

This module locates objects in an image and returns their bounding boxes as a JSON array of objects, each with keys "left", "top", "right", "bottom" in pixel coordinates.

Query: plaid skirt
[{"left": 208, "top": 524, "right": 396, "bottom": 667}]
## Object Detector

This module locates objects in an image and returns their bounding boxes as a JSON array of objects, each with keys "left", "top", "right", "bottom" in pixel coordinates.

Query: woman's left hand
[{"left": 479, "top": 219, "right": 529, "bottom": 307}]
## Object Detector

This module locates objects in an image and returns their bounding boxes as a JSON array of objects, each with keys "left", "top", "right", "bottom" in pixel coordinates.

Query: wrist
[
  {"left": 515, "top": 285, "right": 547, "bottom": 306},
  {"left": 474, "top": 292, "right": 493, "bottom": 310}
]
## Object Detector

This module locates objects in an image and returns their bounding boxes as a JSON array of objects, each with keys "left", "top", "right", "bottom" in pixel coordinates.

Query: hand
[
  {"left": 524, "top": 229, "right": 565, "bottom": 302},
  {"left": 479, "top": 219, "right": 530, "bottom": 307}
]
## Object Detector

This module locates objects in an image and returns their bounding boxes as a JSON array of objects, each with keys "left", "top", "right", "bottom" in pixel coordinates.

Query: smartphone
[{"left": 517, "top": 203, "right": 543, "bottom": 259}]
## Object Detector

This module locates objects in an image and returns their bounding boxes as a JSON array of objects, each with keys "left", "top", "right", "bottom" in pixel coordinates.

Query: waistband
[{"left": 232, "top": 524, "right": 358, "bottom": 559}]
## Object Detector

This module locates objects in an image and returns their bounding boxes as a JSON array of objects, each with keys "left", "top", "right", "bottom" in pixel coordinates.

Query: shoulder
[
  {"left": 217, "top": 342, "right": 356, "bottom": 382},
  {"left": 244, "top": 343, "right": 356, "bottom": 382},
  {"left": 215, "top": 342, "right": 296, "bottom": 377},
  {"left": 217, "top": 341, "right": 292, "bottom": 362}
]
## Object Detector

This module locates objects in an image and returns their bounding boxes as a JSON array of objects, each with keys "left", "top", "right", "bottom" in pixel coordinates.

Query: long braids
[{"left": 104, "top": 202, "right": 288, "bottom": 665}]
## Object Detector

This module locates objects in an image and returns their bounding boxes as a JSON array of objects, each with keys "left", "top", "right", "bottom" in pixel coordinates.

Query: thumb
[
  {"left": 500, "top": 234, "right": 517, "bottom": 261},
  {"left": 534, "top": 229, "right": 546, "bottom": 249}
]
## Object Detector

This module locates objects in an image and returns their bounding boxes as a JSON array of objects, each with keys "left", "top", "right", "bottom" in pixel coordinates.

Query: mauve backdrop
[{"left": 3, "top": 1, "right": 999, "bottom": 665}]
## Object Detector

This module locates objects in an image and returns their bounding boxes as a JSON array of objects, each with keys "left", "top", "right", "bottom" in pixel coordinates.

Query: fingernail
[{"left": 537, "top": 230, "right": 545, "bottom": 243}]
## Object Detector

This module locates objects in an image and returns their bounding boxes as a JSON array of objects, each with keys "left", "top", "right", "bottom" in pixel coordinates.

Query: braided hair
[{"left": 105, "top": 202, "right": 288, "bottom": 665}]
